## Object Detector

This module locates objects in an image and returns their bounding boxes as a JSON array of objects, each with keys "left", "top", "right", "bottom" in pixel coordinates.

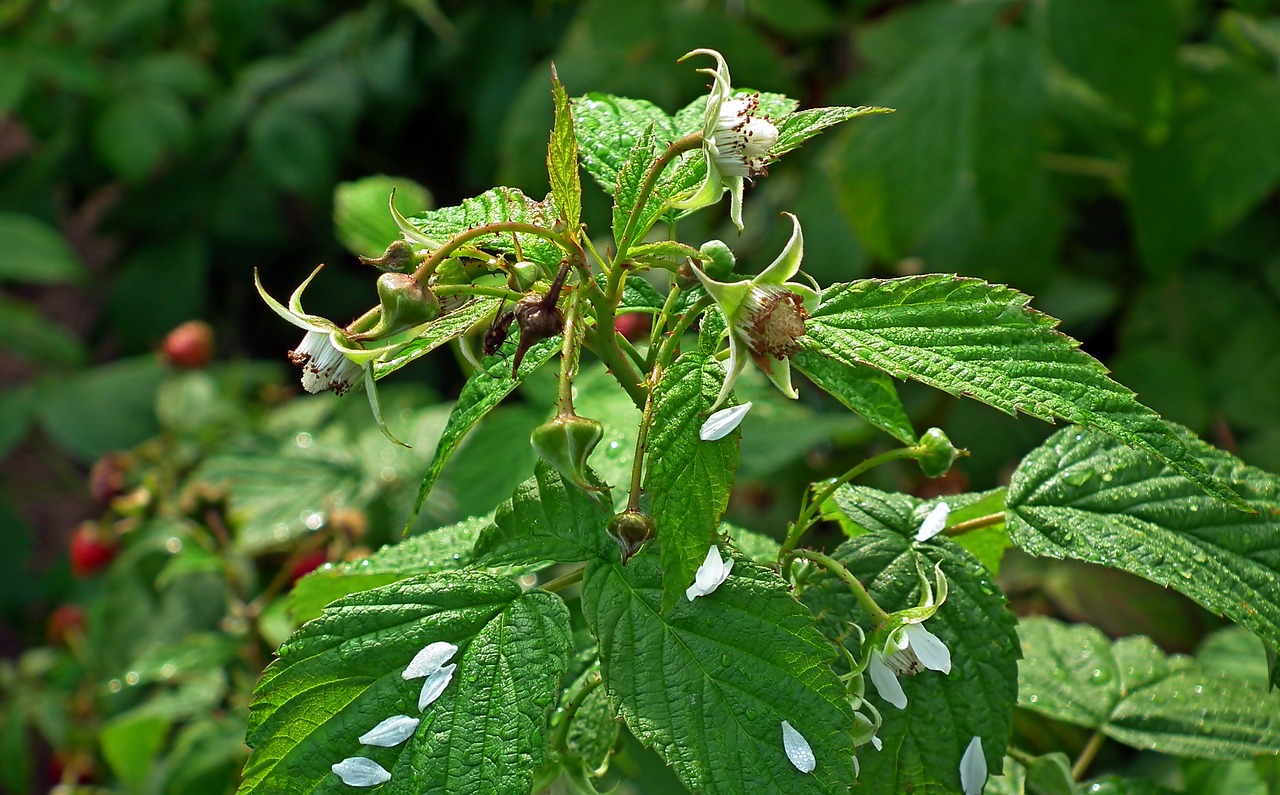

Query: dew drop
[
  {"left": 295, "top": 432, "right": 313, "bottom": 448},
  {"left": 165, "top": 537, "right": 183, "bottom": 553}
]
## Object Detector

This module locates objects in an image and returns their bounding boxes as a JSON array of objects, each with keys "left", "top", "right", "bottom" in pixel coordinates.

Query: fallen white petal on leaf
[
  {"left": 332, "top": 757, "right": 392, "bottom": 787},
  {"left": 905, "top": 623, "right": 952, "bottom": 674},
  {"left": 418, "top": 662, "right": 457, "bottom": 711},
  {"left": 358, "top": 714, "right": 420, "bottom": 747},
  {"left": 403, "top": 641, "right": 458, "bottom": 680},
  {"left": 871, "top": 735, "right": 883, "bottom": 751},
  {"left": 781, "top": 720, "right": 816, "bottom": 773},
  {"left": 915, "top": 501, "right": 951, "bottom": 542},
  {"left": 960, "top": 736, "right": 986, "bottom": 795},
  {"left": 699, "top": 402, "right": 752, "bottom": 441},
  {"left": 685, "top": 545, "right": 734, "bottom": 601},
  {"left": 868, "top": 651, "right": 908, "bottom": 710}
]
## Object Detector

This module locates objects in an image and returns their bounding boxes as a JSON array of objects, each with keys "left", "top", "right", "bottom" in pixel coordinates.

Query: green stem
[
  {"left": 654, "top": 295, "right": 712, "bottom": 371},
  {"left": 781, "top": 446, "right": 921, "bottom": 559},
  {"left": 646, "top": 280, "right": 684, "bottom": 370},
  {"left": 945, "top": 512, "right": 1005, "bottom": 537},
  {"left": 787, "top": 549, "right": 891, "bottom": 625},
  {"left": 551, "top": 668, "right": 604, "bottom": 753},
  {"left": 431, "top": 284, "right": 524, "bottom": 302},
  {"left": 1071, "top": 730, "right": 1106, "bottom": 780},
  {"left": 614, "top": 132, "right": 703, "bottom": 263},
  {"left": 582, "top": 324, "right": 647, "bottom": 409},
  {"left": 540, "top": 566, "right": 585, "bottom": 594},
  {"left": 627, "top": 363, "right": 663, "bottom": 512},
  {"left": 410, "top": 222, "right": 576, "bottom": 283},
  {"left": 1040, "top": 152, "right": 1127, "bottom": 182}
]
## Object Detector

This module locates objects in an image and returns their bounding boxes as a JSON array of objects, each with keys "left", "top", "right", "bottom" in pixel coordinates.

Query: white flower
[
  {"left": 866, "top": 563, "right": 951, "bottom": 709},
  {"left": 699, "top": 402, "right": 752, "bottom": 441},
  {"left": 685, "top": 544, "right": 734, "bottom": 601},
  {"left": 290, "top": 328, "right": 363, "bottom": 396},
  {"left": 780, "top": 720, "right": 815, "bottom": 773},
  {"left": 418, "top": 662, "right": 457, "bottom": 711},
  {"left": 914, "top": 502, "right": 951, "bottom": 542},
  {"left": 960, "top": 736, "right": 986, "bottom": 795},
  {"left": 358, "top": 715, "right": 419, "bottom": 747},
  {"left": 673, "top": 49, "right": 781, "bottom": 232},
  {"left": 331, "top": 757, "right": 391, "bottom": 787},
  {"left": 693, "top": 213, "right": 820, "bottom": 411},
  {"left": 403, "top": 641, "right": 458, "bottom": 680}
]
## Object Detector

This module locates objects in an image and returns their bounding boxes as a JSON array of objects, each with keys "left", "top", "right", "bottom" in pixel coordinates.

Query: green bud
[
  {"left": 607, "top": 509, "right": 655, "bottom": 564},
  {"left": 508, "top": 261, "right": 541, "bottom": 292},
  {"left": 915, "top": 427, "right": 962, "bottom": 478},
  {"left": 358, "top": 239, "right": 416, "bottom": 273},
  {"left": 699, "top": 239, "right": 736, "bottom": 279},
  {"left": 530, "top": 413, "right": 604, "bottom": 495}
]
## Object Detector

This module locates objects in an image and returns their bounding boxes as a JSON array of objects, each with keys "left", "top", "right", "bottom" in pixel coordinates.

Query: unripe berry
[
  {"left": 607, "top": 510, "right": 655, "bottom": 564},
  {"left": 161, "top": 320, "right": 215, "bottom": 369},
  {"left": 530, "top": 413, "right": 604, "bottom": 495}
]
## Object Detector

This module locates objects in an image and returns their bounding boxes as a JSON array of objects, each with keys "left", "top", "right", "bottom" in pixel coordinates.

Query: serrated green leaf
[
  {"left": 581, "top": 555, "right": 857, "bottom": 795},
  {"left": 572, "top": 94, "right": 676, "bottom": 197},
  {"left": 793, "top": 349, "right": 916, "bottom": 444},
  {"left": 725, "top": 521, "right": 781, "bottom": 563},
  {"left": 101, "top": 711, "right": 171, "bottom": 788},
  {"left": 289, "top": 516, "right": 491, "bottom": 624},
  {"left": 1007, "top": 424, "right": 1280, "bottom": 649},
  {"left": 373, "top": 298, "right": 500, "bottom": 379},
  {"left": 0, "top": 213, "right": 86, "bottom": 284},
  {"left": 643, "top": 352, "right": 738, "bottom": 611},
  {"left": 241, "top": 571, "right": 571, "bottom": 795},
  {"left": 410, "top": 337, "right": 560, "bottom": 526},
  {"left": 404, "top": 188, "right": 563, "bottom": 268},
  {"left": 473, "top": 460, "right": 612, "bottom": 567},
  {"left": 1017, "top": 616, "right": 1280, "bottom": 758},
  {"left": 806, "top": 276, "right": 1246, "bottom": 510},
  {"left": 799, "top": 516, "right": 1018, "bottom": 795},
  {"left": 547, "top": 67, "right": 581, "bottom": 233},
  {"left": 612, "top": 123, "right": 666, "bottom": 253},
  {"left": 771, "top": 105, "right": 894, "bottom": 160}
]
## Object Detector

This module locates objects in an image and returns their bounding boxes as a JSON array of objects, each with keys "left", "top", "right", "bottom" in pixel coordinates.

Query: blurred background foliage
[{"left": 2, "top": 0, "right": 1280, "bottom": 791}]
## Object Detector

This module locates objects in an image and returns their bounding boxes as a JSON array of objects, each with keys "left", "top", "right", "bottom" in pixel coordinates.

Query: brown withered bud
[
  {"left": 608, "top": 509, "right": 656, "bottom": 564},
  {"left": 510, "top": 293, "right": 564, "bottom": 376}
]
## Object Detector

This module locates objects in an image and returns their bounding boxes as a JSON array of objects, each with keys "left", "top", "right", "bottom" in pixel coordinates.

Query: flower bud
[
  {"left": 507, "top": 261, "right": 540, "bottom": 292},
  {"left": 358, "top": 239, "right": 416, "bottom": 273},
  {"left": 699, "top": 239, "right": 736, "bottom": 279},
  {"left": 530, "top": 413, "right": 604, "bottom": 494},
  {"left": 161, "top": 320, "right": 215, "bottom": 369},
  {"left": 915, "top": 427, "right": 962, "bottom": 478},
  {"left": 607, "top": 509, "right": 655, "bottom": 563},
  {"left": 376, "top": 272, "right": 440, "bottom": 329}
]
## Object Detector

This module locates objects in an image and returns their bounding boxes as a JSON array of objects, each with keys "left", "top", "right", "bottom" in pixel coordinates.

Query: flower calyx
[
  {"left": 358, "top": 239, "right": 417, "bottom": 273},
  {"left": 530, "top": 411, "right": 606, "bottom": 498},
  {"left": 914, "top": 427, "right": 964, "bottom": 479},
  {"left": 692, "top": 212, "right": 819, "bottom": 411}
]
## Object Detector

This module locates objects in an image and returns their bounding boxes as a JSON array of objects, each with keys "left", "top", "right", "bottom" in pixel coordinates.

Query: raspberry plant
[{"left": 242, "top": 50, "right": 1280, "bottom": 795}]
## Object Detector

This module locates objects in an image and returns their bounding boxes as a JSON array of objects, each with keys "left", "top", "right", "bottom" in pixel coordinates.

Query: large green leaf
[
  {"left": 241, "top": 571, "right": 571, "bottom": 794},
  {"left": 612, "top": 123, "right": 665, "bottom": 253},
  {"left": 36, "top": 358, "right": 164, "bottom": 464},
  {"left": 410, "top": 337, "right": 560, "bottom": 525},
  {"left": 771, "top": 105, "right": 894, "bottom": 160},
  {"left": 805, "top": 276, "right": 1246, "bottom": 510},
  {"left": 792, "top": 350, "right": 915, "bottom": 445},
  {"left": 643, "top": 352, "right": 739, "bottom": 611},
  {"left": 581, "top": 555, "right": 857, "bottom": 795},
  {"left": 472, "top": 460, "right": 613, "bottom": 567},
  {"left": 799, "top": 502, "right": 1018, "bottom": 795},
  {"left": 0, "top": 213, "right": 86, "bottom": 284},
  {"left": 1007, "top": 425, "right": 1280, "bottom": 648},
  {"left": 403, "top": 188, "right": 563, "bottom": 268},
  {"left": 288, "top": 516, "right": 491, "bottom": 624},
  {"left": 547, "top": 68, "right": 581, "bottom": 233},
  {"left": 572, "top": 93, "right": 676, "bottom": 197},
  {"left": 1017, "top": 617, "right": 1280, "bottom": 758}
]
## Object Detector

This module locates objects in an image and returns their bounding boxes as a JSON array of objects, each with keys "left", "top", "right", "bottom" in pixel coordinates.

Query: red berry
[
  {"left": 46, "top": 604, "right": 87, "bottom": 645},
  {"left": 614, "top": 312, "right": 649, "bottom": 341},
  {"left": 161, "top": 320, "right": 215, "bottom": 369},
  {"left": 69, "top": 523, "right": 117, "bottom": 578},
  {"left": 290, "top": 549, "right": 328, "bottom": 583}
]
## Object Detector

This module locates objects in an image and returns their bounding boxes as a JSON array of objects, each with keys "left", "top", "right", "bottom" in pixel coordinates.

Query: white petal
[
  {"left": 685, "top": 545, "right": 733, "bottom": 601},
  {"left": 358, "top": 715, "right": 419, "bottom": 747},
  {"left": 331, "top": 757, "right": 391, "bottom": 787},
  {"left": 868, "top": 652, "right": 907, "bottom": 710},
  {"left": 418, "top": 662, "right": 456, "bottom": 710},
  {"left": 871, "top": 735, "right": 883, "bottom": 751},
  {"left": 915, "top": 502, "right": 951, "bottom": 542},
  {"left": 403, "top": 641, "right": 458, "bottom": 680},
  {"left": 905, "top": 623, "right": 952, "bottom": 674},
  {"left": 960, "top": 736, "right": 986, "bottom": 795},
  {"left": 700, "top": 402, "right": 752, "bottom": 441},
  {"left": 780, "top": 721, "right": 815, "bottom": 773}
]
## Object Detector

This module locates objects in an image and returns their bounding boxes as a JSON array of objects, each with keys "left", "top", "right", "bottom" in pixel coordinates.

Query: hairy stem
[
  {"left": 540, "top": 566, "right": 585, "bottom": 594},
  {"left": 945, "top": 512, "right": 1005, "bottom": 536},
  {"left": 1072, "top": 730, "right": 1107, "bottom": 780},
  {"left": 410, "top": 222, "right": 577, "bottom": 283},
  {"left": 614, "top": 131, "right": 703, "bottom": 263},
  {"left": 787, "top": 549, "right": 891, "bottom": 625}
]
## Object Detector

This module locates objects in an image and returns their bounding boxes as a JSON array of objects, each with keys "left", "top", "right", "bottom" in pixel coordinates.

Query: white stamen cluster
[
  {"left": 331, "top": 640, "right": 461, "bottom": 788},
  {"left": 289, "top": 329, "right": 363, "bottom": 396},
  {"left": 710, "top": 94, "right": 778, "bottom": 178}
]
